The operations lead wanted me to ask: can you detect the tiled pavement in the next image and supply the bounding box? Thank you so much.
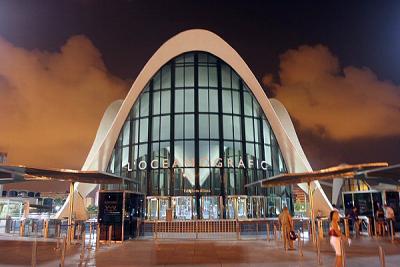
[0,236,399,266]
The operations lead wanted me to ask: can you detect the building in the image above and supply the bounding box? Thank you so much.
[56,29,331,222]
[0,152,6,164]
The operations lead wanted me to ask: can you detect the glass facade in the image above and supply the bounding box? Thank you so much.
[106,52,292,220]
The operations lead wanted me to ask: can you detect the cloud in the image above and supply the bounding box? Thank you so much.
[0,35,128,169]
[265,44,400,140]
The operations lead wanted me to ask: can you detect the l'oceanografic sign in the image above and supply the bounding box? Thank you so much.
[126,157,272,171]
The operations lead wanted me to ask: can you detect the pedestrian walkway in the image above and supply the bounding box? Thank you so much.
[0,236,399,266]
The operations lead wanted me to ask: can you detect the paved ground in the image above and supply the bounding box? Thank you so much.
[0,235,399,266]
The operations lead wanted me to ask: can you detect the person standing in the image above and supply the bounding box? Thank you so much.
[376,204,385,236]
[348,206,360,235]
[278,206,295,250]
[329,210,346,267]
[384,204,395,233]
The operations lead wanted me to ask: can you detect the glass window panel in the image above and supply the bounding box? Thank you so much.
[224,141,234,166]
[253,99,261,116]
[210,115,219,139]
[185,89,194,112]
[243,92,253,116]
[198,66,208,87]
[198,53,207,63]
[264,145,272,166]
[222,90,232,113]
[246,143,255,158]
[153,72,161,90]
[161,90,170,114]
[255,144,262,162]
[263,120,271,145]
[208,54,217,63]
[198,89,208,112]
[254,118,260,143]
[185,114,195,139]
[223,115,233,140]
[185,66,194,87]
[122,121,130,146]
[153,91,160,115]
[199,168,211,188]
[185,53,194,63]
[133,101,140,118]
[139,118,148,142]
[133,119,139,144]
[199,114,209,139]
[209,66,217,87]
[175,115,184,139]
[232,91,240,115]
[140,93,149,116]
[160,141,170,163]
[175,67,184,87]
[245,117,254,142]
[138,144,148,161]
[175,55,184,64]
[174,141,184,167]
[175,89,184,113]
[161,65,171,89]
[234,141,243,166]
[233,116,241,140]
[121,147,129,178]
[199,141,210,167]
[184,141,195,167]
[132,145,138,162]
[209,90,218,113]
[152,116,160,141]
[210,141,220,167]
[279,152,286,172]
[160,115,170,140]
[221,64,230,88]
[151,142,159,162]
[232,72,240,89]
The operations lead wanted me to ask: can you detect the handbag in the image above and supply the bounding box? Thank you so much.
[289,230,298,240]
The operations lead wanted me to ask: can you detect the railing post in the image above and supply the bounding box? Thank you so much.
[368,219,372,237]
[298,230,303,257]
[80,227,86,261]
[155,221,158,240]
[60,236,66,267]
[316,226,322,265]
[340,238,346,267]
[43,220,48,239]
[108,225,112,245]
[96,224,100,250]
[266,222,270,241]
[20,220,25,237]
[274,224,277,241]
[378,245,386,267]
[344,219,350,238]
[390,220,395,242]
[31,238,37,267]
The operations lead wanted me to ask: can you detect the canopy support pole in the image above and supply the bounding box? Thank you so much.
[308,181,316,244]
[67,181,75,245]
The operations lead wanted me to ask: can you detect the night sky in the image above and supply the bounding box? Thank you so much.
[0,1,399,192]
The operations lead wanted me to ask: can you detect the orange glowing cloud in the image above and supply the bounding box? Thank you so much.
[0,35,128,169]
[265,45,400,140]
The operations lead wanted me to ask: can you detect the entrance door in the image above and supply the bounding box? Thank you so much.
[237,196,247,219]
[173,196,193,220]
[201,196,219,219]
[147,197,158,220]
[159,198,169,221]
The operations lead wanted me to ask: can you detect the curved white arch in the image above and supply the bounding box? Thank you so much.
[57,29,331,219]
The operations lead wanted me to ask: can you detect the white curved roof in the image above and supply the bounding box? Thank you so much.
[84,29,313,174]
[57,29,332,219]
